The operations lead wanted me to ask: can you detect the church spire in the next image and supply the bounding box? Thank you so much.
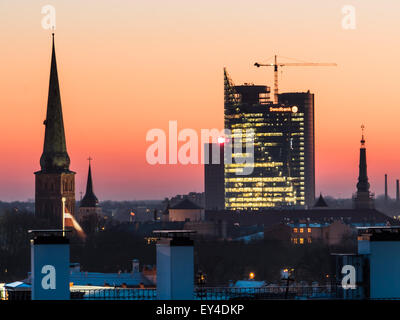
[39,33,71,173]
[35,34,76,228]
[354,125,374,209]
[356,125,370,193]
[80,157,99,208]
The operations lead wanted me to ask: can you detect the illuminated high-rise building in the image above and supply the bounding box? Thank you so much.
[223,68,315,210]
[278,92,315,207]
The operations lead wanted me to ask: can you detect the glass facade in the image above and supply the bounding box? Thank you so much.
[224,69,314,210]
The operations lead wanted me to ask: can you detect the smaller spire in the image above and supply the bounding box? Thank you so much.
[80,157,99,208]
[314,193,328,208]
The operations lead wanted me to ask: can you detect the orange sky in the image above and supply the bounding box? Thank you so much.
[0,0,400,201]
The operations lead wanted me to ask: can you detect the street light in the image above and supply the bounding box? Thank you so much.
[196,270,207,300]
[281,268,295,299]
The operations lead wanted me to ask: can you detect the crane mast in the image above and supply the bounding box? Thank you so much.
[254,55,337,103]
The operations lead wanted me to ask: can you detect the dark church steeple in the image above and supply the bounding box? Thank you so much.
[39,33,71,173]
[80,158,99,208]
[356,125,370,193]
[314,193,328,208]
[35,34,76,228]
[78,158,101,234]
[353,125,374,209]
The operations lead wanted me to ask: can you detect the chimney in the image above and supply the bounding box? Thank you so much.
[396,180,399,202]
[30,230,70,300]
[154,230,195,300]
[385,174,388,201]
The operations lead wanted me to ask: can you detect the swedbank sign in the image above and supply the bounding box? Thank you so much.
[269,106,298,113]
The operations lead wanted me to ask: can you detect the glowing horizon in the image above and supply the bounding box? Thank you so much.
[0,0,399,201]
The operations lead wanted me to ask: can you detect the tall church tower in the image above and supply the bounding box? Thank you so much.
[34,34,76,228]
[353,125,374,209]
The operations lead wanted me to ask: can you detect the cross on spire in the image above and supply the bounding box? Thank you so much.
[354,123,374,209]
[360,124,365,147]
[87,156,93,165]
[355,124,372,203]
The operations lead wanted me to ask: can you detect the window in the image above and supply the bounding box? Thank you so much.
[299,228,304,233]
[299,238,304,244]
[292,238,298,244]
[293,228,298,233]
[307,228,311,233]
[307,238,312,244]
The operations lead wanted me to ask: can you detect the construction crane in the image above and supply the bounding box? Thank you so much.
[254,55,337,103]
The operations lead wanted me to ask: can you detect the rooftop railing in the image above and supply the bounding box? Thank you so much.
[70,288,157,300]
[194,285,338,300]
[2,284,363,301]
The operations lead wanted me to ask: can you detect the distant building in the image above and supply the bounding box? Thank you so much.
[79,159,101,233]
[169,199,204,222]
[206,207,395,226]
[183,220,228,239]
[169,192,204,208]
[34,34,76,228]
[204,142,225,210]
[207,207,396,241]
[265,219,377,247]
[289,220,354,246]
[223,69,315,210]
[353,126,375,209]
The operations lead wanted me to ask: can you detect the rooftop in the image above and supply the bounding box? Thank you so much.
[170,198,203,210]
[205,208,397,227]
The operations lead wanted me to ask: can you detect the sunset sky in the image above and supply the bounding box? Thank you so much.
[1,0,400,201]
